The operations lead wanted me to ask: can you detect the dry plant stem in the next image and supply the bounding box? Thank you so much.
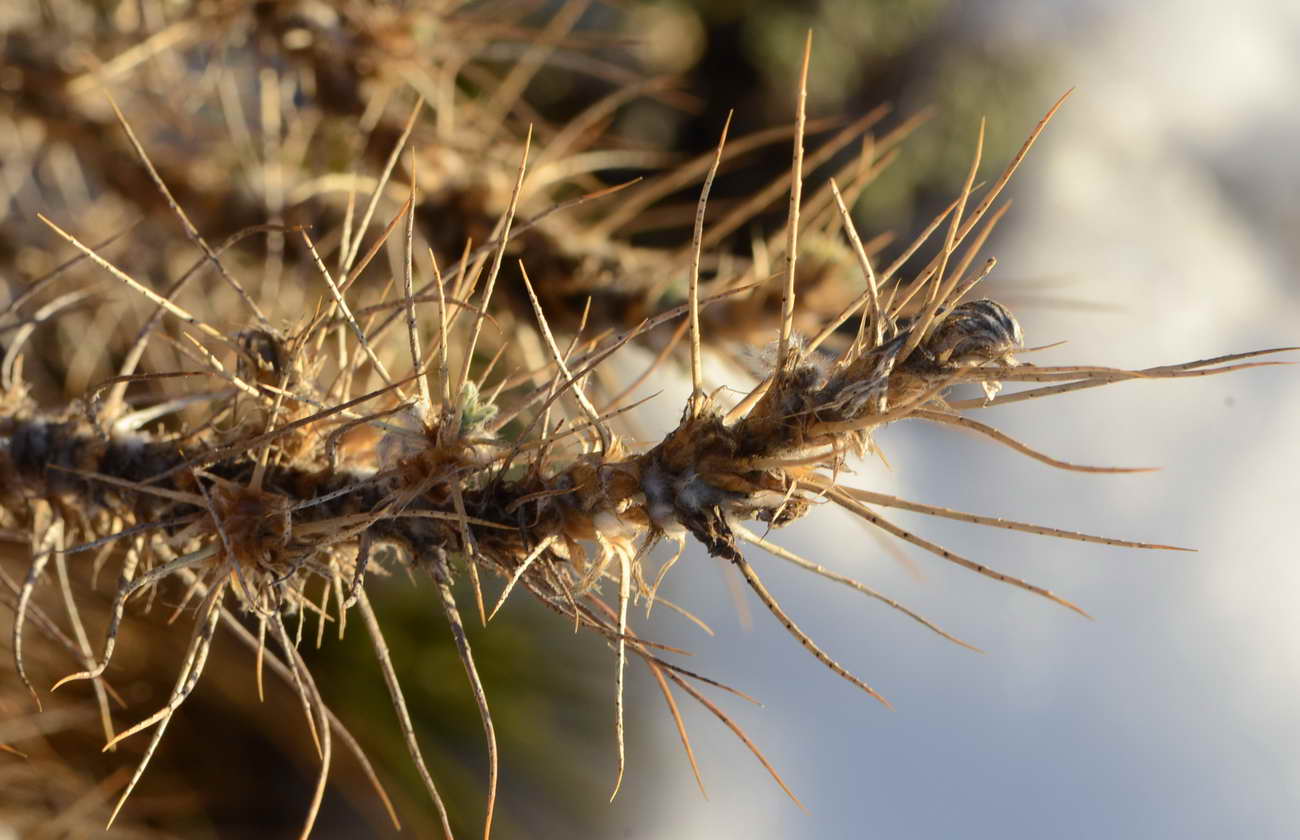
[489,536,556,621]
[4,332,1284,822]
[256,615,268,701]
[432,248,454,405]
[732,523,980,652]
[341,195,418,302]
[825,482,1190,550]
[910,409,1156,473]
[50,519,118,747]
[697,107,888,255]
[602,321,686,415]
[590,115,846,236]
[2,291,95,393]
[889,90,1073,321]
[580,605,710,810]
[301,229,395,386]
[828,178,883,349]
[47,546,207,692]
[690,111,734,415]
[666,670,806,812]
[405,152,433,412]
[35,214,233,349]
[732,550,890,708]
[458,126,532,399]
[947,350,1297,409]
[2,568,106,704]
[518,263,611,454]
[105,224,291,420]
[729,188,960,423]
[491,281,756,400]
[448,478,488,628]
[343,98,424,274]
[580,598,771,802]
[433,563,497,840]
[102,91,269,327]
[104,577,226,829]
[14,530,54,710]
[645,655,708,798]
[779,31,812,370]
[485,285,758,440]
[610,540,634,801]
[826,489,1090,618]
[2,219,138,319]
[202,582,402,832]
[272,612,333,840]
[898,119,985,365]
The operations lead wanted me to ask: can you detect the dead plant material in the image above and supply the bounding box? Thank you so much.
[1,6,1293,839]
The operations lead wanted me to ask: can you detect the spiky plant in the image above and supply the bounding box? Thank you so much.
[2,3,1292,838]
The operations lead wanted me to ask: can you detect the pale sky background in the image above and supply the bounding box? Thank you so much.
[605,2,1300,838]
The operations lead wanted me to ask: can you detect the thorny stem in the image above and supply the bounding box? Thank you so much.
[3,22,1294,838]
[777,31,813,370]
[689,111,733,415]
[432,558,498,840]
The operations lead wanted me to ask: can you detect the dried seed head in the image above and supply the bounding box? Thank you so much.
[922,298,1024,367]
